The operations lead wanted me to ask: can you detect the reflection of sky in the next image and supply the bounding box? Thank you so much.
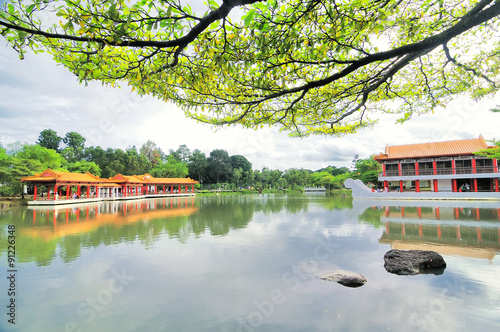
[1,196,500,331]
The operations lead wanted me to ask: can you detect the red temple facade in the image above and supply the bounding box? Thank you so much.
[373,136,499,193]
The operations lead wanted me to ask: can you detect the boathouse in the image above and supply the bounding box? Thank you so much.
[21,168,198,205]
[373,136,499,193]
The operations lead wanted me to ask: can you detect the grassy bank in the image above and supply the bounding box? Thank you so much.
[0,197,30,208]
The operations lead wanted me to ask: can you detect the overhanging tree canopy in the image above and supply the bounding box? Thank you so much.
[1,0,500,136]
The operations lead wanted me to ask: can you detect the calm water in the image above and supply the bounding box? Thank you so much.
[1,194,499,332]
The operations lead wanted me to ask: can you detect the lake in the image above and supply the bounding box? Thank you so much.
[1,193,499,331]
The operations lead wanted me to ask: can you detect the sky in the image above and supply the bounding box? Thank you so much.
[0,38,499,171]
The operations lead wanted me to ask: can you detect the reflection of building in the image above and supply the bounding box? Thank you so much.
[376,205,500,261]
[22,197,198,241]
[374,136,499,193]
[21,169,198,205]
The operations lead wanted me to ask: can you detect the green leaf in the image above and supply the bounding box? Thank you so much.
[244,9,255,27]
[26,4,36,14]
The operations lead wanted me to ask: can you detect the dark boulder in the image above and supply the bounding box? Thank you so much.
[320,270,367,288]
[384,249,446,275]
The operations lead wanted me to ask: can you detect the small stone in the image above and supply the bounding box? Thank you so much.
[320,270,367,288]
[384,249,446,275]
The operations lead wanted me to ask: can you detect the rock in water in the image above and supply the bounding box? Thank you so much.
[320,270,367,288]
[384,249,446,275]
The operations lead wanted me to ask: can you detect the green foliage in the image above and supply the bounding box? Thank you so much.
[207,149,232,183]
[36,129,62,151]
[1,130,384,196]
[140,140,163,166]
[187,149,209,183]
[150,156,188,178]
[475,140,500,160]
[230,155,252,173]
[62,131,86,150]
[2,1,500,136]
[168,144,191,163]
[66,160,101,176]
[16,144,66,171]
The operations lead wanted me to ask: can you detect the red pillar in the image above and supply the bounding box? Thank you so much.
[495,178,499,192]
[87,186,90,198]
[384,181,389,191]
[54,184,58,200]
[453,179,457,192]
[415,161,419,176]
[34,185,37,201]
[474,178,478,192]
[382,163,386,176]
[434,179,438,192]
[163,185,165,194]
[398,163,402,176]
[155,185,157,195]
[433,160,437,175]
[66,185,70,200]
[185,185,188,193]
[472,159,477,174]
[96,185,99,198]
[416,180,420,193]
[77,185,81,197]
[170,185,173,194]
[399,180,403,192]
[451,160,456,174]
[191,185,194,193]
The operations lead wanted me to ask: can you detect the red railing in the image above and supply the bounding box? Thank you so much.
[380,166,499,177]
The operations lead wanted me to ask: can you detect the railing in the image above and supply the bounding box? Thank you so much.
[380,166,499,177]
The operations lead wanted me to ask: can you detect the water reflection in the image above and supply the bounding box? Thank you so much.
[0,194,499,331]
[354,200,500,261]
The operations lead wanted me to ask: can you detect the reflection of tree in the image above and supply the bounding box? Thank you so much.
[0,194,333,265]
[358,207,383,227]
[318,193,353,211]
[192,195,257,236]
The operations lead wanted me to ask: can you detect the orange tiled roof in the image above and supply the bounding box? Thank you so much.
[137,174,198,185]
[22,169,198,185]
[374,136,491,160]
[21,169,102,183]
[110,174,148,184]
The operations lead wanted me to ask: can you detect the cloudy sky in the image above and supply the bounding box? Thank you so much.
[0,39,499,171]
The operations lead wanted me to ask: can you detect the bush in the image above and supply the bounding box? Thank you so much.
[0,186,15,197]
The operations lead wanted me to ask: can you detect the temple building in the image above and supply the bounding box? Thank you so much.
[373,135,499,193]
[21,169,198,205]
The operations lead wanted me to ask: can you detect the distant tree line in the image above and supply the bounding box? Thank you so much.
[0,129,383,197]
